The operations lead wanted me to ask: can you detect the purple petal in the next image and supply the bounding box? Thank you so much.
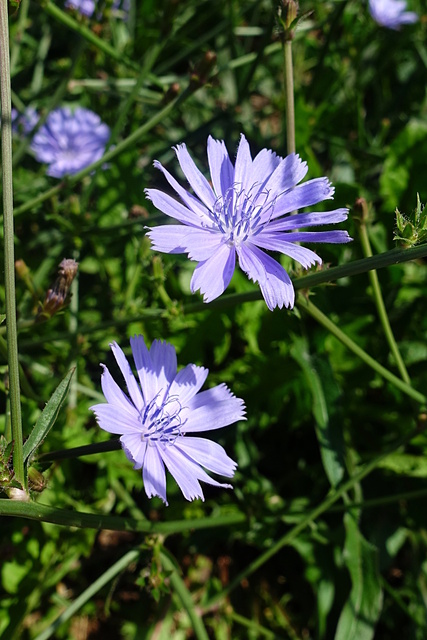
[261,154,308,201]
[187,383,236,410]
[143,445,168,504]
[90,404,141,434]
[249,147,282,192]
[272,178,334,218]
[158,445,205,501]
[145,188,207,226]
[174,143,216,209]
[110,342,144,412]
[152,160,212,220]
[236,243,295,310]
[99,364,135,413]
[251,233,322,269]
[207,136,234,197]
[177,437,237,477]
[167,364,209,406]
[234,134,253,194]
[147,225,222,260]
[190,243,236,302]
[286,230,353,244]
[268,208,349,232]
[120,433,147,469]
[149,340,178,398]
[182,398,246,432]
[129,335,155,404]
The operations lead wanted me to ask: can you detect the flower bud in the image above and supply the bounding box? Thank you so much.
[38,258,79,320]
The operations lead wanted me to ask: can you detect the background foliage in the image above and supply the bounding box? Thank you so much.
[1,0,427,638]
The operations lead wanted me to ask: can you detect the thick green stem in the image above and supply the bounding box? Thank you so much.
[284,39,295,155]
[0,0,25,488]
[0,499,247,533]
[358,223,410,384]
[298,296,426,405]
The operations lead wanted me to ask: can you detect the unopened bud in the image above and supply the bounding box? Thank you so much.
[38,258,79,320]
[6,487,30,502]
[28,467,46,492]
[190,51,217,88]
[353,197,370,224]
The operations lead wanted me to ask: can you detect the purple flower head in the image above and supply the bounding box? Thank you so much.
[30,107,110,179]
[11,106,39,135]
[90,336,245,505]
[368,0,418,29]
[65,0,129,18]
[146,135,352,311]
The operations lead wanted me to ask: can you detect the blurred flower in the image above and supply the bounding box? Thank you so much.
[31,107,110,178]
[65,0,95,16]
[368,0,417,29]
[65,0,130,18]
[38,258,79,319]
[90,335,245,505]
[11,106,38,134]
[146,135,352,310]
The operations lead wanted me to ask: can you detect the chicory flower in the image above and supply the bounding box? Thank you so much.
[146,134,352,310]
[90,335,245,505]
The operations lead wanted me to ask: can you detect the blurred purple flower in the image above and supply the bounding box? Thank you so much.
[146,135,352,311]
[65,0,130,18]
[11,107,39,135]
[368,0,418,29]
[90,335,245,505]
[30,107,110,178]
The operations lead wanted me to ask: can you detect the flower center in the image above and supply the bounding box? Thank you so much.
[140,394,185,447]
[210,183,275,245]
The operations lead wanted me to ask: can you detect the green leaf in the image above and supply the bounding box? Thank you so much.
[335,514,383,640]
[23,368,75,465]
[290,336,346,487]
[376,452,427,478]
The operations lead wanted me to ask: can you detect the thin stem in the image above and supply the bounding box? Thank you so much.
[0,0,25,488]
[358,223,410,384]
[298,296,426,405]
[207,424,424,606]
[40,1,138,72]
[160,552,210,640]
[284,39,295,155]
[34,549,141,640]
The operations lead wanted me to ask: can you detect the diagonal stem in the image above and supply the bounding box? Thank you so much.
[358,222,410,384]
[298,295,425,405]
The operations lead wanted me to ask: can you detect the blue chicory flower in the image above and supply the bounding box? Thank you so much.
[65,0,130,18]
[146,135,352,311]
[90,335,245,505]
[368,0,418,29]
[30,107,110,178]
[11,106,39,135]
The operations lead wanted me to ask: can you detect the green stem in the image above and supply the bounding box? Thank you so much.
[13,85,193,218]
[284,39,295,155]
[207,424,423,606]
[40,1,138,72]
[34,549,141,640]
[0,0,25,488]
[181,242,427,314]
[160,551,210,640]
[298,296,426,405]
[358,223,410,384]
[0,499,247,533]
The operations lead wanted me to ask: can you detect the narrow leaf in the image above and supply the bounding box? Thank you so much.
[23,368,75,464]
[335,513,383,640]
[291,336,345,487]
